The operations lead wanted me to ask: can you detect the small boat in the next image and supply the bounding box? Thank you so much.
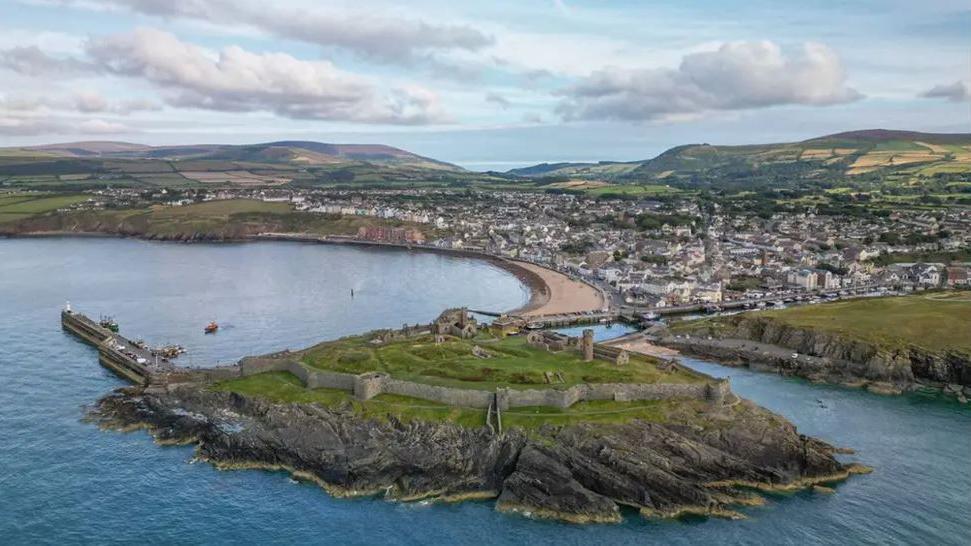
[526,321,545,330]
[204,321,219,334]
[156,345,185,359]
[99,315,119,333]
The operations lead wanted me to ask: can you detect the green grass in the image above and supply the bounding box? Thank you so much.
[756,292,971,352]
[300,332,702,390]
[0,198,439,239]
[211,371,705,429]
[150,199,291,218]
[867,249,971,266]
[0,193,88,223]
[582,184,682,197]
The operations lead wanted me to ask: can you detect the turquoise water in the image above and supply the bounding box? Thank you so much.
[1,238,968,545]
[554,323,638,342]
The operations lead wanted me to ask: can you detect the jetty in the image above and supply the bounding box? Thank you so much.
[60,305,174,384]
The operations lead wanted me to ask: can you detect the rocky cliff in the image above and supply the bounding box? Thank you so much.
[665,316,971,399]
[91,384,864,524]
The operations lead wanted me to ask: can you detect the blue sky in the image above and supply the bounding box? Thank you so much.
[0,0,968,169]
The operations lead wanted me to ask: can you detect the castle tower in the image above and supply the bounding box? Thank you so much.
[582,329,594,362]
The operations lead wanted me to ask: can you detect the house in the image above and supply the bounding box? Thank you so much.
[945,266,969,287]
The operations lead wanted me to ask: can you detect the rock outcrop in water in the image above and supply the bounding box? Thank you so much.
[91,384,865,524]
[662,316,971,399]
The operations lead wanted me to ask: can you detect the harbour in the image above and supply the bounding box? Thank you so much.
[2,238,968,545]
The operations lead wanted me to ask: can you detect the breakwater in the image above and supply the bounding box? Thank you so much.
[61,308,173,384]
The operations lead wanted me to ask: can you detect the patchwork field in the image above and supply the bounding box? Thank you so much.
[0,193,89,224]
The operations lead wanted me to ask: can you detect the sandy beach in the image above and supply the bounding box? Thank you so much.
[509,261,606,317]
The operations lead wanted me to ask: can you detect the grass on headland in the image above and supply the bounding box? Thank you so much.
[678,292,971,353]
[211,371,706,429]
[0,193,89,223]
[300,333,703,391]
[1,198,437,238]
[759,291,971,352]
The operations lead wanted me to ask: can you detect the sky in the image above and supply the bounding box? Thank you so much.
[0,0,969,169]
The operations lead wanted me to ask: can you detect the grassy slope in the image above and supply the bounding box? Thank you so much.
[512,132,971,190]
[0,193,89,224]
[1,198,435,238]
[300,333,702,390]
[755,292,971,352]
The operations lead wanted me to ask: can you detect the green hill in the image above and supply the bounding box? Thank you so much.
[0,140,498,190]
[511,130,971,191]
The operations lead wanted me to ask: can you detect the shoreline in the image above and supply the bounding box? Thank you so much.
[1,230,602,316]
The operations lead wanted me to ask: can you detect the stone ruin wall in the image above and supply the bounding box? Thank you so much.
[172,353,732,410]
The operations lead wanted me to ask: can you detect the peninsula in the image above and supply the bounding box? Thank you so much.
[64,306,867,524]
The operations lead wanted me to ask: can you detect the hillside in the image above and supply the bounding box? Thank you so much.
[0,140,475,190]
[511,130,971,191]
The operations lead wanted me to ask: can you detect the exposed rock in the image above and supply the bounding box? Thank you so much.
[89,384,857,524]
[664,316,970,397]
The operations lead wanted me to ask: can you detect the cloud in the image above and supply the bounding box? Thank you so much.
[83,28,450,124]
[0,116,132,136]
[0,45,95,76]
[556,41,862,121]
[78,118,132,133]
[1,91,160,116]
[920,81,969,102]
[53,0,493,63]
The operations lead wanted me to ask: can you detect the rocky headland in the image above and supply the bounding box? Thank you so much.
[662,314,971,401]
[90,383,866,524]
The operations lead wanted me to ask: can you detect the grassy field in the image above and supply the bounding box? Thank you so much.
[756,292,971,352]
[300,333,700,390]
[211,371,708,429]
[0,193,88,224]
[867,249,971,266]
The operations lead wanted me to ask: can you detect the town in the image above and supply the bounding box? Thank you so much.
[47,185,971,312]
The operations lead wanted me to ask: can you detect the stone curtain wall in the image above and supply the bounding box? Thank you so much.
[184,354,732,409]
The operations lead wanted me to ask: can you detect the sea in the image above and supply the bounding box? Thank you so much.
[1,238,968,545]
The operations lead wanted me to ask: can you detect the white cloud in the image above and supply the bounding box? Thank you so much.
[0,90,160,116]
[920,80,969,102]
[52,0,493,63]
[0,45,95,76]
[0,115,132,136]
[78,118,132,133]
[81,28,449,124]
[557,41,862,121]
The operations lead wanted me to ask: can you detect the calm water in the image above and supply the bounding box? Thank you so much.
[1,238,968,545]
